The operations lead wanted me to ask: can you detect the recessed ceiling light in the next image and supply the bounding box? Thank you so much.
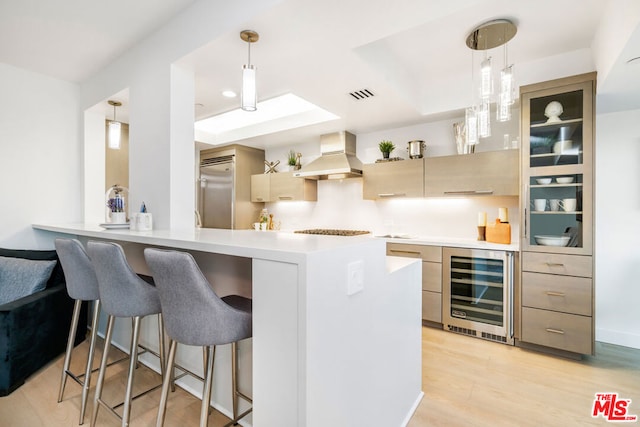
[627,57,640,66]
[222,90,237,98]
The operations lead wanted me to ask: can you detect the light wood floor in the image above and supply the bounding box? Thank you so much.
[1,327,638,426]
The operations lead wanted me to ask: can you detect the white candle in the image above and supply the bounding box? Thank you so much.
[499,207,509,223]
[478,211,487,226]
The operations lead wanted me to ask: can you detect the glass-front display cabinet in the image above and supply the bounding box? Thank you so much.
[520,73,595,255]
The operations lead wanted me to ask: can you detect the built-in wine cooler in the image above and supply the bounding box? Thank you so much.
[443,247,515,345]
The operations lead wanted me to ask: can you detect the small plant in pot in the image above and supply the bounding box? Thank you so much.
[287,150,297,170]
[379,140,395,159]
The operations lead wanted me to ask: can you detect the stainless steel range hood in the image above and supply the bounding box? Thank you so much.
[293,131,363,180]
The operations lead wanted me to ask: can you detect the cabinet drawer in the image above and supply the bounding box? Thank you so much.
[522,252,592,277]
[387,243,442,262]
[522,272,592,316]
[521,307,592,354]
[422,290,442,323]
[423,261,442,293]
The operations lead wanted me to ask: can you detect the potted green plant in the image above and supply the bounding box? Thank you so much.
[287,149,297,170]
[379,140,395,159]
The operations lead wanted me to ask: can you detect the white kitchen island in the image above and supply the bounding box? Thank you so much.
[33,223,423,427]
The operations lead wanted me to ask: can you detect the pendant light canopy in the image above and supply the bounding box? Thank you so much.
[465,19,517,145]
[240,30,259,112]
[107,100,122,149]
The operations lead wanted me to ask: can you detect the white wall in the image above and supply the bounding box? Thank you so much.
[0,63,80,249]
[595,108,640,348]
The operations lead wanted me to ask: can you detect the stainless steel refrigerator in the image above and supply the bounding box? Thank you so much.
[198,155,234,229]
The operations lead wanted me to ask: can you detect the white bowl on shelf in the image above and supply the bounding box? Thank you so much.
[536,178,552,185]
[553,140,573,154]
[534,235,570,247]
[556,176,575,184]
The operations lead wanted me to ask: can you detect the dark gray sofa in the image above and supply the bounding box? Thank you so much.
[0,248,86,396]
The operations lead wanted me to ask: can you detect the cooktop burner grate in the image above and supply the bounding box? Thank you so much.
[294,229,370,236]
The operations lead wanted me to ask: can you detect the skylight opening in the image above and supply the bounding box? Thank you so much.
[194,93,339,145]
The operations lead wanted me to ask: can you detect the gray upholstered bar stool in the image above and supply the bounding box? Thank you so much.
[87,241,166,427]
[55,238,102,425]
[144,248,252,427]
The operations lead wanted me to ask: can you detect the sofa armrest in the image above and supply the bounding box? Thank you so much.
[0,283,84,396]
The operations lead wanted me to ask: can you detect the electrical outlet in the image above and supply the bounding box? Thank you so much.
[347,260,364,296]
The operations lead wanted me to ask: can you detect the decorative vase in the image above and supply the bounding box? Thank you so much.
[382,152,390,159]
[453,121,466,155]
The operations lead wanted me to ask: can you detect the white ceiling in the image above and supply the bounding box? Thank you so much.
[1,0,638,149]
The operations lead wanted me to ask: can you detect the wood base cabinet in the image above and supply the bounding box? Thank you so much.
[519,73,595,355]
[387,243,442,324]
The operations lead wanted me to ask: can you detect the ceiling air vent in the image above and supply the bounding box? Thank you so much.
[348,88,375,100]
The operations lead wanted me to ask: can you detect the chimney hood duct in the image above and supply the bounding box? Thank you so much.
[293,131,363,180]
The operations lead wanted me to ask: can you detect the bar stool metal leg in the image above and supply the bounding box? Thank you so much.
[58,299,82,403]
[231,342,238,420]
[122,316,142,427]
[156,339,178,427]
[91,314,115,427]
[79,300,101,425]
[200,345,216,427]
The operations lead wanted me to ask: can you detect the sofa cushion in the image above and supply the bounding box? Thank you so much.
[0,256,56,305]
[0,249,63,289]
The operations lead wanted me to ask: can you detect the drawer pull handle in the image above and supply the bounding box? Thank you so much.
[545,291,566,297]
[278,195,294,200]
[378,193,407,198]
[546,262,564,267]
[389,250,421,256]
[545,328,565,335]
[443,190,494,195]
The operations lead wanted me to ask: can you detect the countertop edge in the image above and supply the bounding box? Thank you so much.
[381,236,519,252]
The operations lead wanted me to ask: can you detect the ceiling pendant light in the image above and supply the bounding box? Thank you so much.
[465,19,517,143]
[107,100,122,149]
[240,30,259,112]
[480,55,493,99]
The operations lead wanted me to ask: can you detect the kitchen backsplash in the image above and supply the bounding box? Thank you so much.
[266,179,519,240]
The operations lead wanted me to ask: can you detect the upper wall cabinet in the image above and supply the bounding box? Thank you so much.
[251,172,317,202]
[363,159,424,200]
[424,150,519,197]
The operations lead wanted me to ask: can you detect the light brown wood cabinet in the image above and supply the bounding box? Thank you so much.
[518,73,596,355]
[387,243,442,324]
[424,150,519,197]
[363,159,424,200]
[251,174,270,202]
[250,172,317,202]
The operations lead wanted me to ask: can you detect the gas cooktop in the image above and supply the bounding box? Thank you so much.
[294,229,370,236]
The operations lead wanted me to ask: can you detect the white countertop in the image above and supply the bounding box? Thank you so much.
[32,223,385,263]
[35,223,519,256]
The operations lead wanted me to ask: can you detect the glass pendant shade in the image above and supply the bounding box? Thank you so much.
[108,120,121,149]
[465,107,479,146]
[478,98,491,138]
[241,65,257,111]
[500,65,515,104]
[480,57,492,99]
[496,92,511,122]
